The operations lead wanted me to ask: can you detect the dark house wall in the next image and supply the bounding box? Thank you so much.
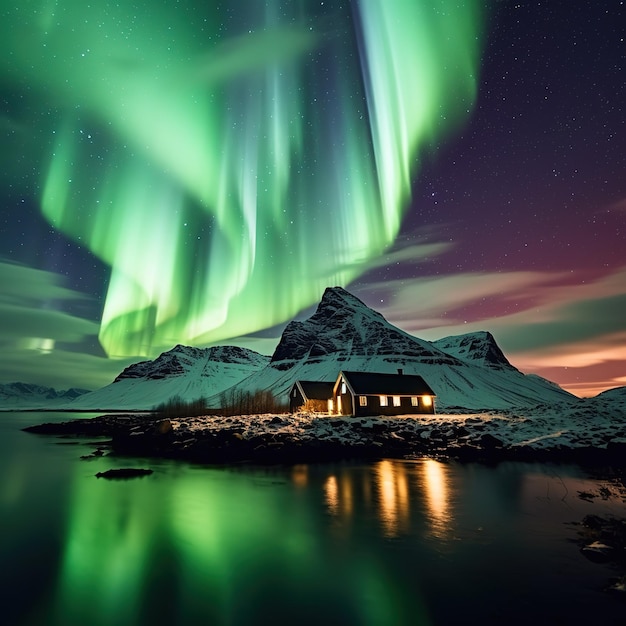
[289,386,305,412]
[352,394,435,416]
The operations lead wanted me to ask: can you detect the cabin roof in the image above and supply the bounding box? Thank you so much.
[294,381,335,400]
[337,371,436,396]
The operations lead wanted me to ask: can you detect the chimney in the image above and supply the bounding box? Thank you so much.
[397,368,403,375]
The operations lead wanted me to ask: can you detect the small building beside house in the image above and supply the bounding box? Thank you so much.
[289,380,335,412]
[330,370,436,417]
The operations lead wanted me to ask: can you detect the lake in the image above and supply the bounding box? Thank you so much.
[1,411,625,626]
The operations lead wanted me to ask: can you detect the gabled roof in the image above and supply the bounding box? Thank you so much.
[293,381,334,400]
[337,371,436,396]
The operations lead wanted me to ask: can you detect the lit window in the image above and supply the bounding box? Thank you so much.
[422,396,432,407]
[379,395,388,406]
[411,396,418,407]
[328,399,334,413]
[392,396,401,407]
[359,396,367,406]
[341,382,346,394]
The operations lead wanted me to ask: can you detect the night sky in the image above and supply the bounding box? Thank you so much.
[1,1,624,396]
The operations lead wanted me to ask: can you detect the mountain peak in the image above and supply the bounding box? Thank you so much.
[431,331,515,370]
[114,344,269,382]
[271,286,458,365]
[315,286,386,322]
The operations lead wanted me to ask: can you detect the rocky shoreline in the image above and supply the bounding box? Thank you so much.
[24,409,626,467]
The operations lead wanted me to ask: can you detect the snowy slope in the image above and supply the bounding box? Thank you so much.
[212,287,576,410]
[0,383,88,409]
[67,345,269,410]
[431,331,515,370]
[595,386,626,409]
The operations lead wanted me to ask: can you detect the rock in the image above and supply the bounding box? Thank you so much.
[153,419,172,435]
[607,576,626,594]
[478,433,503,449]
[581,541,615,563]
[80,448,105,460]
[95,468,153,479]
[577,491,596,502]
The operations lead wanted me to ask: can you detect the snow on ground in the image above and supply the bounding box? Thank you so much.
[167,395,626,453]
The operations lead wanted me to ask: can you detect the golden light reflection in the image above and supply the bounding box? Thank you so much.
[291,464,309,488]
[318,460,455,541]
[421,459,453,538]
[323,472,354,520]
[375,460,410,538]
[340,474,354,518]
[324,475,339,516]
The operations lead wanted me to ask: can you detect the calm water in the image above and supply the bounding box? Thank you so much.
[1,412,625,626]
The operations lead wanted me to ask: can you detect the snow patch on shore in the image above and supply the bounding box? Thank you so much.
[166,394,626,452]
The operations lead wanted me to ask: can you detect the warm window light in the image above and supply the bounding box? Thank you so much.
[341,382,347,394]
[422,396,432,407]
[380,395,388,406]
[359,396,367,406]
[411,396,418,407]
[392,396,401,407]
[328,399,334,413]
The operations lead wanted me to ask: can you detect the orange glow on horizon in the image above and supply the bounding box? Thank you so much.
[510,331,626,397]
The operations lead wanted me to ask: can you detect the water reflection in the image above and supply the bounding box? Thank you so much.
[291,464,309,488]
[321,459,454,539]
[376,460,410,537]
[420,459,453,539]
[47,461,428,626]
[324,474,339,515]
[5,414,626,626]
[324,473,355,520]
[53,473,160,625]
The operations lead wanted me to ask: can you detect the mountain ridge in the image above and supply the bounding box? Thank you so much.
[1,287,586,411]
[0,382,89,409]
[66,345,270,410]
[272,287,461,366]
[208,287,575,410]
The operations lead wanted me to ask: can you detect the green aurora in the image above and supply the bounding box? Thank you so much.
[1,1,483,358]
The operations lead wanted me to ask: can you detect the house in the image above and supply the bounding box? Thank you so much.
[330,370,436,416]
[289,380,335,412]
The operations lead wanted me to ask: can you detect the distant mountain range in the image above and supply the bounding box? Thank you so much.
[3,287,619,412]
[0,382,89,409]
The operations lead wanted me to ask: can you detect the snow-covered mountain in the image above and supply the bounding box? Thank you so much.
[0,382,89,409]
[67,345,270,410]
[5,287,584,412]
[595,385,626,409]
[431,332,514,370]
[210,287,576,410]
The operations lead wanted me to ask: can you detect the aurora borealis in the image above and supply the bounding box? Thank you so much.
[1,1,625,395]
[2,0,482,356]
